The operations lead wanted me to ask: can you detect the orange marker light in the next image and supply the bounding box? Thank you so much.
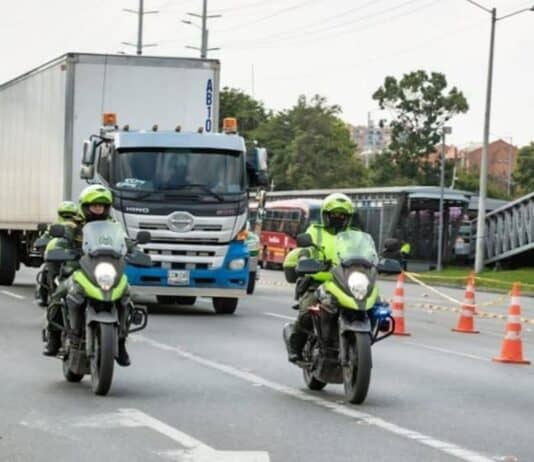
[223,117,238,134]
[236,230,248,241]
[102,113,117,126]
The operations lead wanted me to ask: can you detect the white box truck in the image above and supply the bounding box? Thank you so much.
[0,53,267,313]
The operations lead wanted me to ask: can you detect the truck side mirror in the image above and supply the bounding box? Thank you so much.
[82,140,96,165]
[80,165,95,180]
[247,147,269,188]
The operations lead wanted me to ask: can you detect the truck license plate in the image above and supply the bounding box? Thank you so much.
[168,270,190,286]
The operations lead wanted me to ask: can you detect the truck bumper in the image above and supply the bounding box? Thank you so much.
[125,241,249,299]
[130,286,245,298]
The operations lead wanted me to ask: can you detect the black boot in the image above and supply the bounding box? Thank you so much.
[117,338,131,367]
[42,329,61,356]
[288,330,307,363]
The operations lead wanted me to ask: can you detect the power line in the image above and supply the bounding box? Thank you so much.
[219,0,388,47]
[216,0,323,33]
[241,17,485,83]
[211,0,289,14]
[223,0,435,49]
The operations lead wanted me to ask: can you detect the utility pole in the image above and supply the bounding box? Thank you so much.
[437,127,452,272]
[183,0,221,58]
[474,7,496,274]
[122,0,158,55]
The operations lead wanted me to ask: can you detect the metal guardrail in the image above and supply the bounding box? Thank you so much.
[483,192,534,264]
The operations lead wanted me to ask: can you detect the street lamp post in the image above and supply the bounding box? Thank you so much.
[437,127,452,272]
[465,1,534,273]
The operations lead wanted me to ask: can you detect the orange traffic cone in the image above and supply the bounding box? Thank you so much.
[493,283,530,365]
[392,273,411,336]
[452,272,479,334]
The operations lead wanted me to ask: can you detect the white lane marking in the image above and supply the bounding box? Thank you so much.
[403,341,488,362]
[0,290,25,300]
[136,335,494,462]
[264,312,294,321]
[75,408,270,462]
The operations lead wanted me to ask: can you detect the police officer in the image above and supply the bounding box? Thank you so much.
[283,193,355,362]
[43,186,132,366]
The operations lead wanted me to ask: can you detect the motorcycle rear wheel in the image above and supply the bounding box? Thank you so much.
[343,333,372,404]
[90,323,115,396]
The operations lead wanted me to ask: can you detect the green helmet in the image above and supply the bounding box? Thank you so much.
[321,193,354,233]
[79,185,113,221]
[57,201,79,220]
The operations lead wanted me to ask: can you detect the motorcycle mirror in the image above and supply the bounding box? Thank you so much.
[125,250,153,268]
[136,231,151,245]
[49,224,66,238]
[377,258,402,275]
[37,223,48,233]
[296,233,313,248]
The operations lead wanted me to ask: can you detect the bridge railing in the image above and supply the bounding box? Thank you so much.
[483,192,534,264]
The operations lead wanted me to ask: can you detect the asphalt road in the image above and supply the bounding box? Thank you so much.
[1,268,533,462]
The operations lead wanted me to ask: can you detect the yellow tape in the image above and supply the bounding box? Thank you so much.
[404,272,510,310]
[409,271,534,291]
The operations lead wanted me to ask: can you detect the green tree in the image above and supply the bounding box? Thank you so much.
[512,143,534,195]
[255,95,368,190]
[372,71,468,181]
[219,87,269,145]
[455,169,508,200]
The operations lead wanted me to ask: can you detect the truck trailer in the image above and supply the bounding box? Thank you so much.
[0,53,266,313]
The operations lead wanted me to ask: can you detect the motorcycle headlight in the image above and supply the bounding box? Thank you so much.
[347,272,370,300]
[94,262,117,291]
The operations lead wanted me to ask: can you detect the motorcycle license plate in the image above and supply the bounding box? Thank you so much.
[167,270,190,286]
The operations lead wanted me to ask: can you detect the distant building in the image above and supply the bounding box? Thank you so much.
[347,113,391,166]
[427,144,460,165]
[460,139,518,194]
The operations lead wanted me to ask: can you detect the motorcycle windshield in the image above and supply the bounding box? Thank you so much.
[335,230,378,266]
[82,221,127,257]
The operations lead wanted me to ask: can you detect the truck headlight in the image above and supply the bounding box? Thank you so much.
[229,258,246,270]
[94,262,117,291]
[347,272,369,300]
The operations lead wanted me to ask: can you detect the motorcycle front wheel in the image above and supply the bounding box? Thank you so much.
[90,323,115,396]
[343,333,372,404]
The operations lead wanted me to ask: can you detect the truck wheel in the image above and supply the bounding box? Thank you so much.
[246,271,256,295]
[212,297,238,315]
[157,296,197,306]
[0,234,17,286]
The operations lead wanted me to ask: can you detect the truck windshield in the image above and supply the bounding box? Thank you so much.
[113,149,245,195]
